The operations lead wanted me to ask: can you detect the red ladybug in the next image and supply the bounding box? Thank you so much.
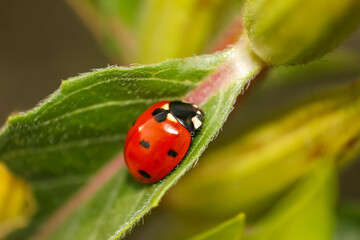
[124,100,204,183]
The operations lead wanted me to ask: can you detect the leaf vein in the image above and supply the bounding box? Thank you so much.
[38,99,154,127]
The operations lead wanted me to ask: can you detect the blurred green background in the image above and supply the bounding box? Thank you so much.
[1,1,360,239]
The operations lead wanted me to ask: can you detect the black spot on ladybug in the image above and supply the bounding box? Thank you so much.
[139,140,150,149]
[154,112,168,122]
[138,170,151,179]
[153,108,169,123]
[152,108,166,116]
[168,149,178,158]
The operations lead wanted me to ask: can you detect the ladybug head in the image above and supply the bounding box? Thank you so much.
[169,101,205,135]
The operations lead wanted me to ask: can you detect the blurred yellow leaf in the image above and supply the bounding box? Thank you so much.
[0,162,36,239]
[244,161,337,240]
[189,213,245,240]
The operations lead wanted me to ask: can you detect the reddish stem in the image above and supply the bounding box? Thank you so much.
[209,15,244,53]
[184,58,237,105]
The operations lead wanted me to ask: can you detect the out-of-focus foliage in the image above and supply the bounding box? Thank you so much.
[243,0,360,65]
[67,0,245,64]
[167,78,360,219]
[244,162,337,240]
[335,201,360,240]
[189,213,245,240]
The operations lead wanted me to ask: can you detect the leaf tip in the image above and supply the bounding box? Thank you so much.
[60,80,68,88]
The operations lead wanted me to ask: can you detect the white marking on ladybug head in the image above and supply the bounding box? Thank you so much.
[167,113,177,122]
[162,103,170,110]
[196,110,201,115]
[191,116,202,130]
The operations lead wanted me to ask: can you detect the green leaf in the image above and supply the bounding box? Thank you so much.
[1,41,263,239]
[244,161,337,240]
[188,213,245,240]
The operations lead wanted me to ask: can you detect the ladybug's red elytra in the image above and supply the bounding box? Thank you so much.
[124,100,204,184]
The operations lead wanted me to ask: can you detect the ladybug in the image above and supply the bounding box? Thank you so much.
[124,100,205,184]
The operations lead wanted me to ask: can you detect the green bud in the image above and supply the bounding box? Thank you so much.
[243,0,360,65]
[166,80,360,219]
